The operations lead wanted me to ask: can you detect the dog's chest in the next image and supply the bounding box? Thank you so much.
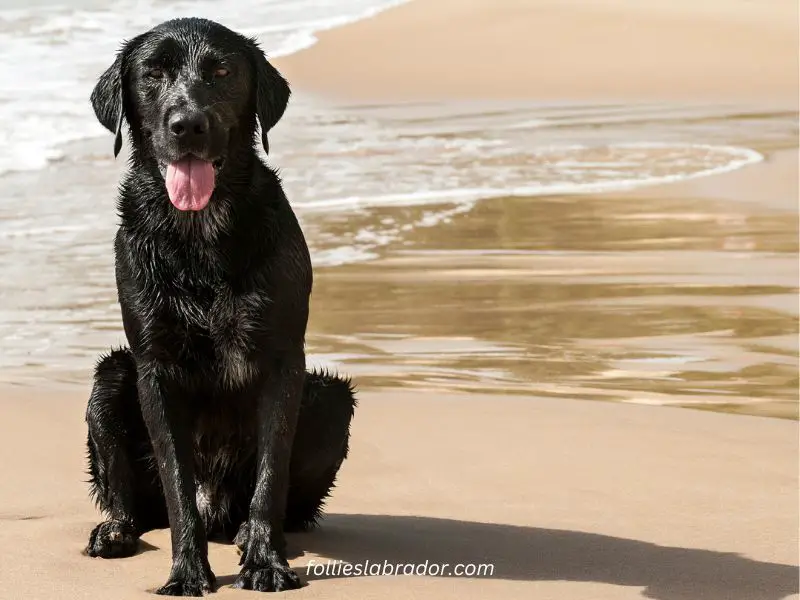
[169,283,265,387]
[209,288,265,387]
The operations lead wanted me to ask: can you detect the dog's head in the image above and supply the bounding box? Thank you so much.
[91,18,289,210]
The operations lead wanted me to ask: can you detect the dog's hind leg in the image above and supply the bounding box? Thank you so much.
[85,348,167,558]
[284,370,356,532]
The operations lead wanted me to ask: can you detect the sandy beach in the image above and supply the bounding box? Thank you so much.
[2,388,797,599]
[277,0,799,105]
[1,0,798,598]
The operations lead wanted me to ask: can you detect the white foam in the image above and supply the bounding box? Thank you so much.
[0,0,408,176]
[300,142,763,267]
[296,143,763,213]
[312,245,379,266]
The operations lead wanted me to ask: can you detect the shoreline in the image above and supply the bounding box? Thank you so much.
[272,0,800,421]
[0,135,795,420]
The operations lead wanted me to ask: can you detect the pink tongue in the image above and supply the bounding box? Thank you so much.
[165,157,215,211]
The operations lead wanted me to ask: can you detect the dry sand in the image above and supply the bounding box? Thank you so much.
[277,0,800,105]
[3,0,798,598]
[1,387,797,600]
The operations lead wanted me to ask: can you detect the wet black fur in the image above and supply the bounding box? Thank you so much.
[84,18,356,596]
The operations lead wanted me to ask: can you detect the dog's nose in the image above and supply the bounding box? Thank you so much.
[168,110,209,142]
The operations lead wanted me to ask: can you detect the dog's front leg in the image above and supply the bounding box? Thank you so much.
[138,366,215,597]
[234,353,305,592]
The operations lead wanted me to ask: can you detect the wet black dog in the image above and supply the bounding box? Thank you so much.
[84,18,355,596]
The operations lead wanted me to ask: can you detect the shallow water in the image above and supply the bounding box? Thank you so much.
[289,104,798,420]
[306,189,798,419]
[0,77,797,417]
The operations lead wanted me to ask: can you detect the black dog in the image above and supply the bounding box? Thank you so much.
[84,18,355,596]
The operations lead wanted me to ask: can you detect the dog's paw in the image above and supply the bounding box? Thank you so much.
[156,557,216,597]
[155,579,212,597]
[232,562,302,592]
[233,520,302,591]
[86,520,138,558]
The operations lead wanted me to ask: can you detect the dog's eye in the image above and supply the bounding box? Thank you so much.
[146,68,164,79]
[214,67,230,78]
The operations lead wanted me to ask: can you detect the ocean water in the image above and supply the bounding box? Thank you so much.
[0,0,409,174]
[0,0,797,398]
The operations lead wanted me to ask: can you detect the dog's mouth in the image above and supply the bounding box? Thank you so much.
[157,155,225,212]
[157,157,225,177]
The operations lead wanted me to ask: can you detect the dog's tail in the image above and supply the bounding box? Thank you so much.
[284,369,357,531]
[302,369,357,420]
[301,368,357,467]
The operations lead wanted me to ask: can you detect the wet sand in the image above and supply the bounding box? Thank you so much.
[303,147,799,419]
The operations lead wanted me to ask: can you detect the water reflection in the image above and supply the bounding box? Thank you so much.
[306,186,799,419]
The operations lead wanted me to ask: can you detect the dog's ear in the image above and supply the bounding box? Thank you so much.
[91,37,141,158]
[248,39,290,155]
[91,51,125,158]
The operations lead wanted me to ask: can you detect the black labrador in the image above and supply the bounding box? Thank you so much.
[84,18,355,596]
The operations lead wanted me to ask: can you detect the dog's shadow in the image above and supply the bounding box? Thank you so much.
[268,513,798,600]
